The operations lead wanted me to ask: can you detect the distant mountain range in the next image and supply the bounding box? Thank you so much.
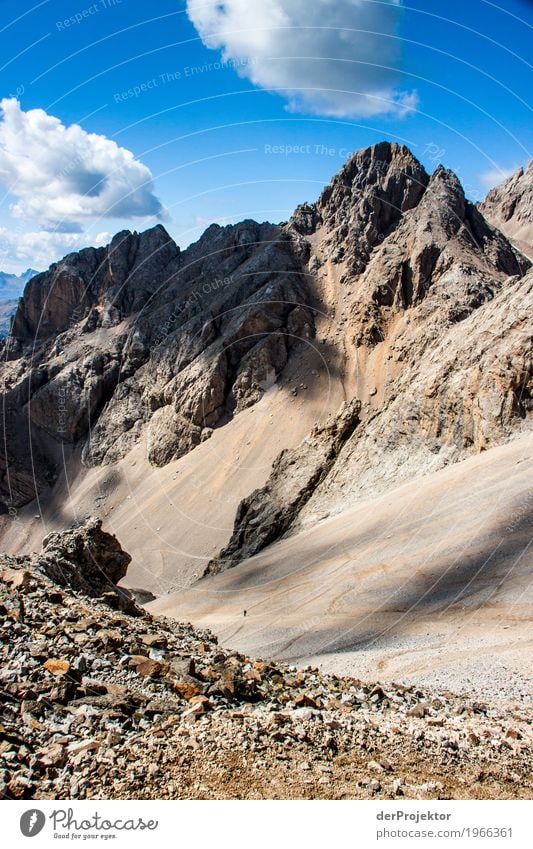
[0,268,39,338]
[0,268,39,300]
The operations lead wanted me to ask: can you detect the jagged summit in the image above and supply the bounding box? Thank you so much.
[291,142,429,269]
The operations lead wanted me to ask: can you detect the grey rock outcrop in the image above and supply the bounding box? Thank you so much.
[0,299,19,339]
[2,546,531,801]
[10,226,180,342]
[0,518,137,612]
[206,400,360,574]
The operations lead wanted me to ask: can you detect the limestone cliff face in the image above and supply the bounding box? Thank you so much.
[1,142,531,559]
[38,517,132,600]
[10,226,180,343]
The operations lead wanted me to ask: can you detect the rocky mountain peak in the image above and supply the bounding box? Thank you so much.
[37,517,135,608]
[318,140,427,208]
[190,151,531,573]
[291,141,429,271]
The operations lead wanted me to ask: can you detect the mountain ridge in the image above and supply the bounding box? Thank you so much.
[1,142,531,609]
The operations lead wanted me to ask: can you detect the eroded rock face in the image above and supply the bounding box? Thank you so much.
[0,220,313,508]
[295,270,533,528]
[10,226,180,343]
[1,518,137,612]
[81,225,313,467]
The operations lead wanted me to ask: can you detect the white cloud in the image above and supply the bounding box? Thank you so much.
[192,214,236,228]
[0,99,162,229]
[0,227,111,273]
[479,166,517,188]
[186,0,417,118]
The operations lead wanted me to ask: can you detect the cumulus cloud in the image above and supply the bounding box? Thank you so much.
[0,228,111,272]
[186,0,417,118]
[0,99,162,229]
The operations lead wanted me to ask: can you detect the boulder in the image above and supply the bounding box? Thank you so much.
[35,518,132,601]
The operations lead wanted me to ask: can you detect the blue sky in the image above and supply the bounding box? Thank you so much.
[0,0,531,273]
